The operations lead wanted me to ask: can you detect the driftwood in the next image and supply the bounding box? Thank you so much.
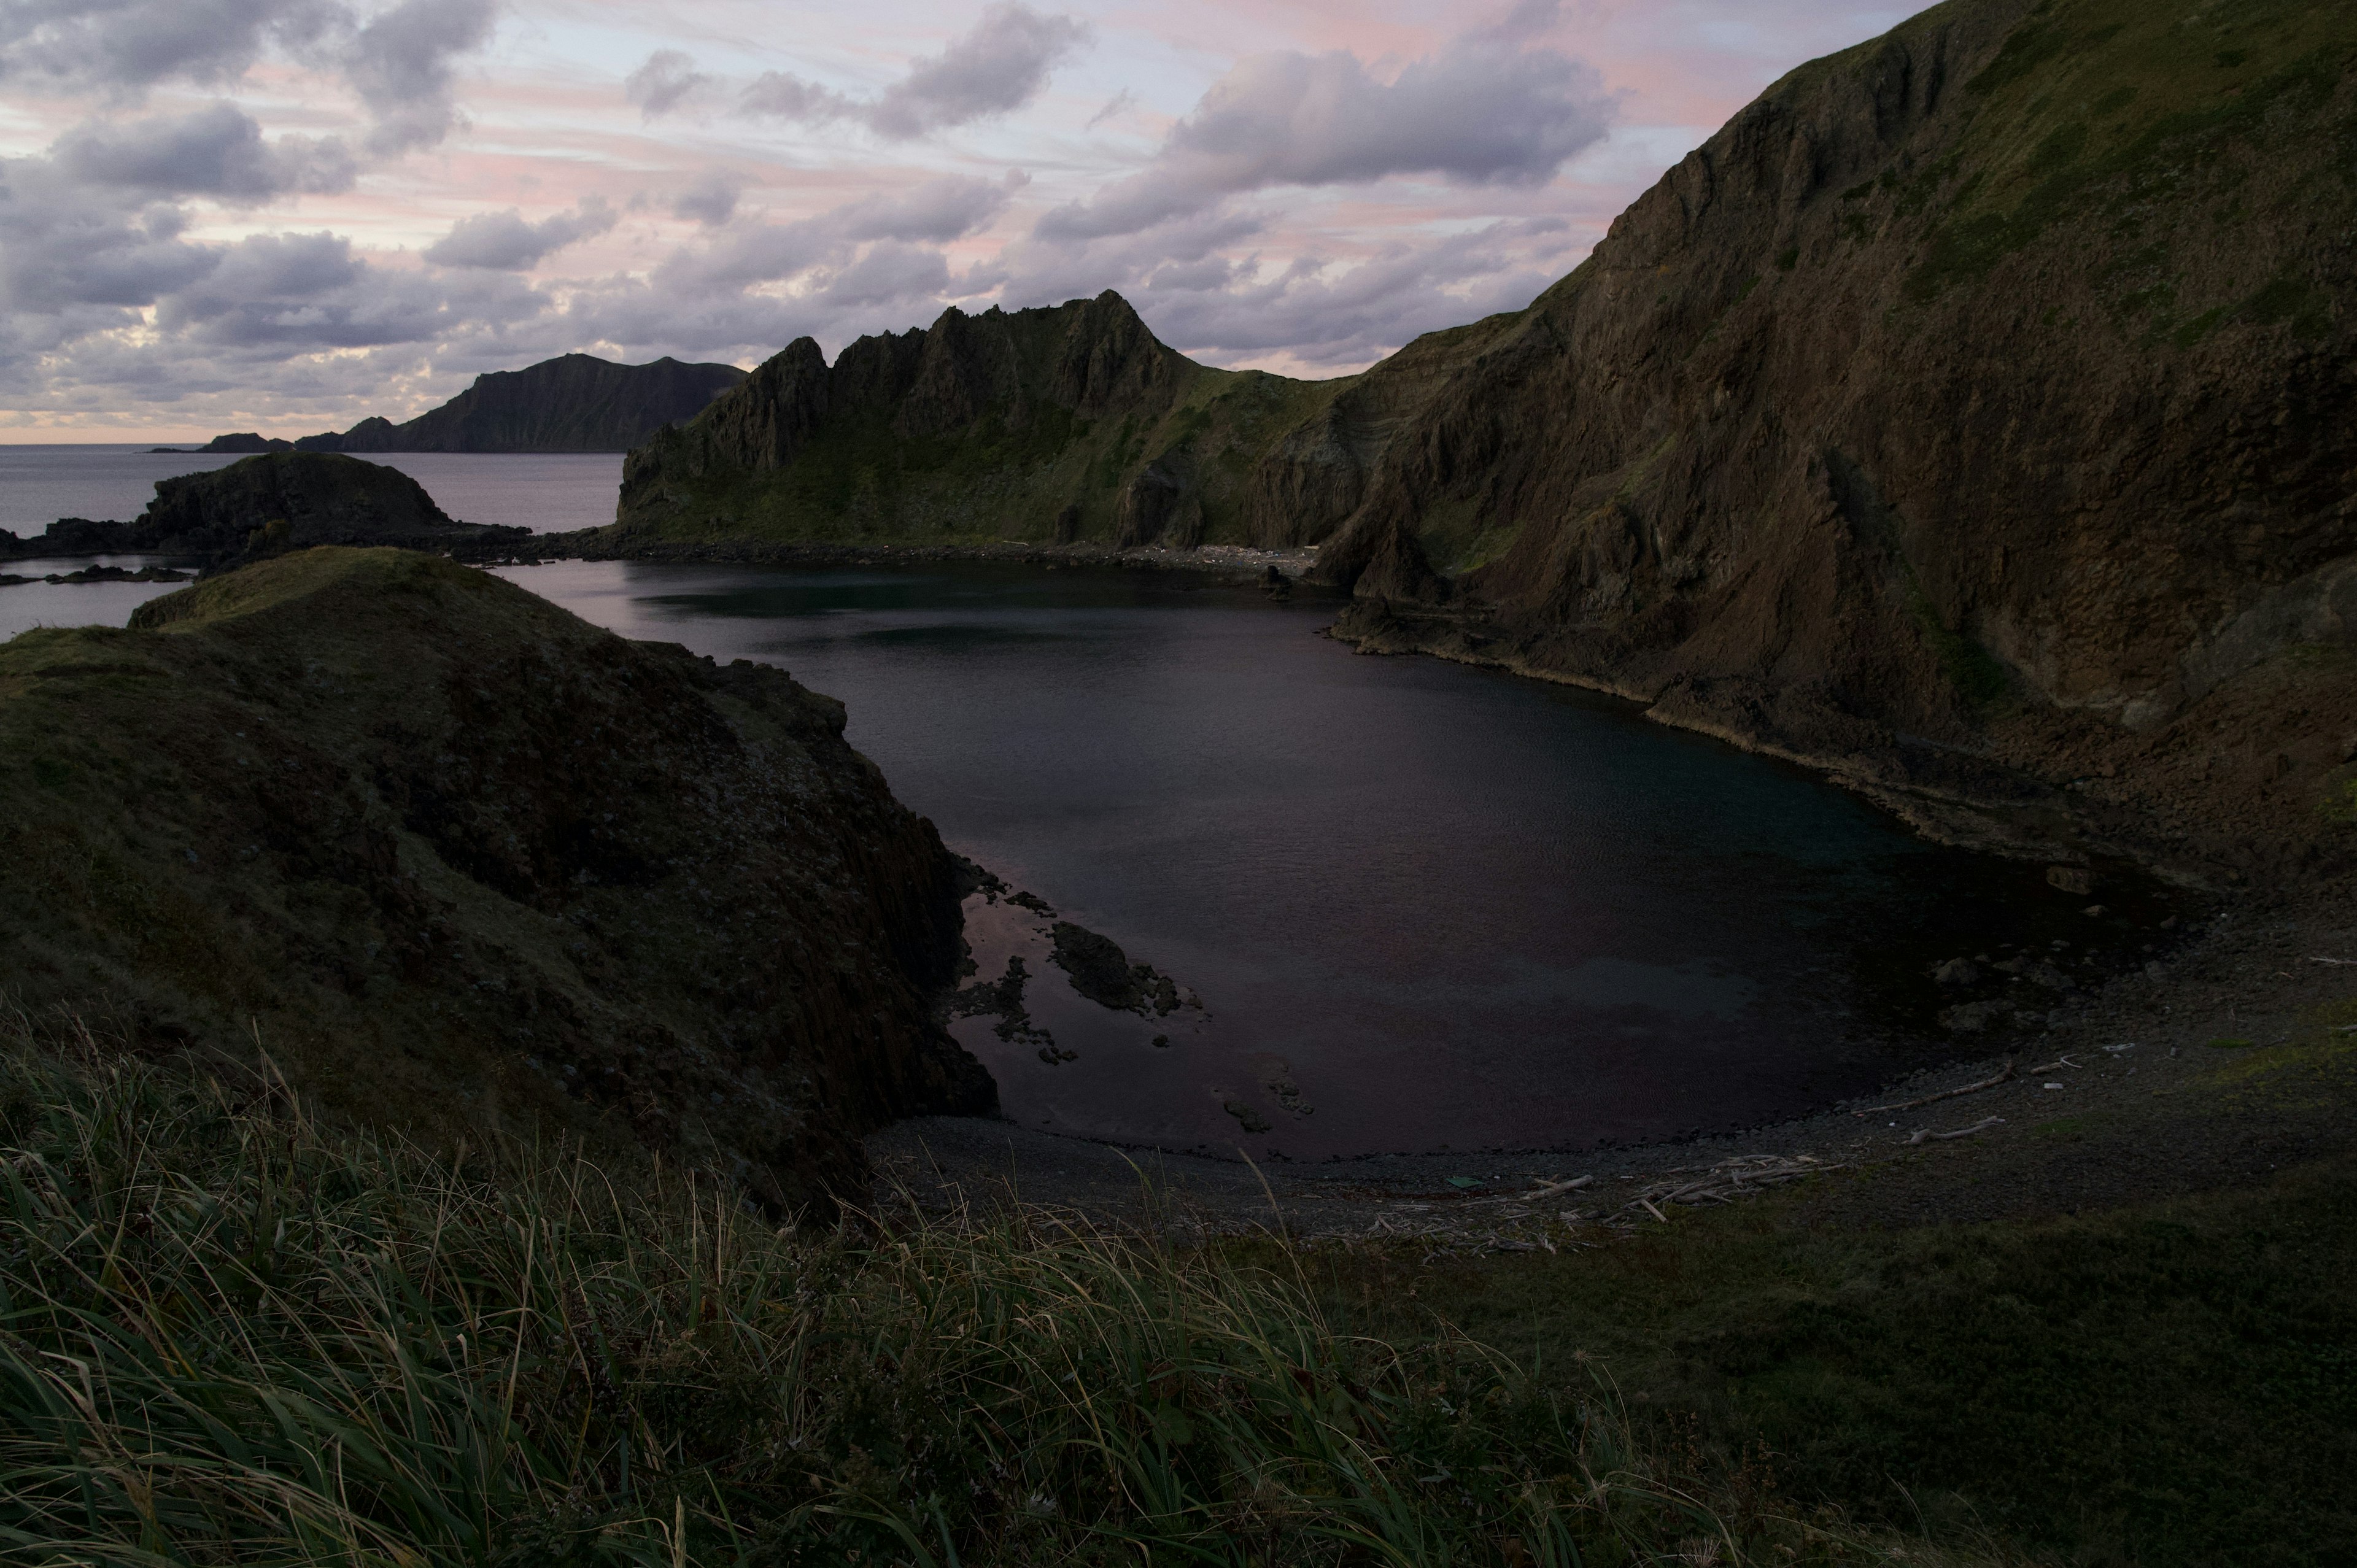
[1905,1115,2004,1145]
[1853,1057,2016,1118]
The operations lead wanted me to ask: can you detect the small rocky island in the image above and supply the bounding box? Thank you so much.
[0,450,532,570]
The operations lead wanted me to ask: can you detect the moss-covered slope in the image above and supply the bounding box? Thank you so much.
[599,291,1350,551]
[0,548,991,1211]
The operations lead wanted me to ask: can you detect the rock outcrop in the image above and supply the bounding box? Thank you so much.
[599,292,1347,549]
[0,547,993,1213]
[281,354,746,453]
[0,452,528,567]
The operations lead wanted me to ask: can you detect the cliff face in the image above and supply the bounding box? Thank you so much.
[300,354,746,453]
[1310,0,2357,871]
[1,452,529,566]
[606,292,1347,549]
[0,548,991,1212]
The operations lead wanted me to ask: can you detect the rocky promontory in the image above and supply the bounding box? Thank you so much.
[0,451,529,568]
[0,547,992,1211]
[597,292,1349,551]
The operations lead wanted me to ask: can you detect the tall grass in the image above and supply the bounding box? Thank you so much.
[0,1019,1923,1566]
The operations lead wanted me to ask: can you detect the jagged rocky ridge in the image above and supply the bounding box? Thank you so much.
[0,452,529,568]
[603,292,1352,550]
[0,548,992,1212]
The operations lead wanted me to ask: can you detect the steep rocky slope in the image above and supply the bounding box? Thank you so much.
[294,353,745,453]
[0,452,527,567]
[600,292,1345,550]
[1301,0,2357,876]
[0,548,991,1211]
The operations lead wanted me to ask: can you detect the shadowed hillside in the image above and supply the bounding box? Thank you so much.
[0,548,991,1212]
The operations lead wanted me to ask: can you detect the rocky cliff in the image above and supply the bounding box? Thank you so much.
[292,353,746,453]
[0,547,991,1212]
[1304,0,2357,876]
[601,292,1346,549]
[0,452,528,567]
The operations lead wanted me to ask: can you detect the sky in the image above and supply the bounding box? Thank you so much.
[0,0,1926,441]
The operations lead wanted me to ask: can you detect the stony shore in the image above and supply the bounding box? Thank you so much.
[871,885,2356,1240]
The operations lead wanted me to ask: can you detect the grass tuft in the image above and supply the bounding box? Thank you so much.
[0,1011,1925,1566]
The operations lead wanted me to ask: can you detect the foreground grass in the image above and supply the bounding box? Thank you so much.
[1310,1147,2357,1565]
[0,1030,1946,1568]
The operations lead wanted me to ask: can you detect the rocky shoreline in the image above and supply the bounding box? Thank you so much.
[872,884,2354,1240]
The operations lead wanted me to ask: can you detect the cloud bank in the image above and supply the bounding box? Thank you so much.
[3,0,1919,435]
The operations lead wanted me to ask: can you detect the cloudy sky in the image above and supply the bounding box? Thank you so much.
[0,0,1922,441]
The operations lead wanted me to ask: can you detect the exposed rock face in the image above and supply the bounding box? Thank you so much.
[604,292,1347,548]
[292,353,745,453]
[0,548,992,1213]
[1309,0,2357,870]
[0,452,528,566]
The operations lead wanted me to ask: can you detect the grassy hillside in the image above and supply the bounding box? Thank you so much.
[0,1024,1937,1568]
[0,547,985,1213]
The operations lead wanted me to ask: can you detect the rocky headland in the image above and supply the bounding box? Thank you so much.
[0,451,530,570]
[591,290,1352,552]
[583,0,2357,894]
[0,547,991,1212]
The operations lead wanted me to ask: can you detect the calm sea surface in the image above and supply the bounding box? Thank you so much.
[0,444,620,641]
[490,560,2158,1160]
[3,450,2155,1159]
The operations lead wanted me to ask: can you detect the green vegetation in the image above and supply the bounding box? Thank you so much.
[1309,1029,2357,1568]
[0,1025,1939,1567]
[1891,0,2357,320]
[1317,1176,2357,1567]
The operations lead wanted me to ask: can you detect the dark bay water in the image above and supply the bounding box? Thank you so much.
[494,559,2163,1161]
[1,444,2162,1159]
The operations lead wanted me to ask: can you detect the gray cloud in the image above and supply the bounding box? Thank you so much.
[669,170,741,227]
[0,0,497,160]
[836,172,1015,242]
[424,197,614,269]
[735,3,1088,140]
[1037,17,1611,241]
[625,48,713,118]
[53,102,356,201]
[343,0,498,153]
[0,0,339,92]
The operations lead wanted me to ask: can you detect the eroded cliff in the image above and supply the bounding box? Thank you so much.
[0,548,991,1212]
[1307,0,2357,875]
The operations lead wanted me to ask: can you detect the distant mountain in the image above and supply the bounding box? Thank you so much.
[294,353,746,454]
